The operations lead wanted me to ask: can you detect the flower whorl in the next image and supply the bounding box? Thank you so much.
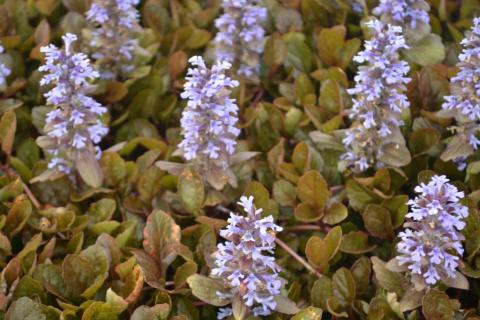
[0,44,11,91]
[86,0,141,79]
[211,196,284,319]
[178,56,240,172]
[341,20,410,172]
[373,0,430,42]
[214,0,267,80]
[396,175,469,286]
[441,17,480,167]
[39,33,108,174]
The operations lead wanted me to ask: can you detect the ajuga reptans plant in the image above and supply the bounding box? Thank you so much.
[440,17,480,170]
[396,175,469,286]
[0,43,11,91]
[341,20,410,172]
[85,0,141,79]
[178,56,240,182]
[214,0,267,81]
[211,196,284,319]
[38,33,108,176]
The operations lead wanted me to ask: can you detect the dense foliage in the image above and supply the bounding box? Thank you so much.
[0,0,480,319]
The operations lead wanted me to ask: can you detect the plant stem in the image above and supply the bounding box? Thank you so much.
[284,225,323,232]
[275,237,322,278]
[2,165,41,209]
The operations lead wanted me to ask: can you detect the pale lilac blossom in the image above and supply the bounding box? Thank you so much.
[39,33,108,174]
[212,196,284,319]
[341,20,410,172]
[214,0,267,80]
[373,0,430,42]
[86,0,141,79]
[441,18,480,168]
[179,56,240,172]
[396,175,469,285]
[0,43,11,91]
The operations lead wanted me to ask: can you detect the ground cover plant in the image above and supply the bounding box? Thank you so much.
[0,0,480,319]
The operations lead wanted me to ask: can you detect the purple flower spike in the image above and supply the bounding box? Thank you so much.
[341,20,410,172]
[212,196,284,319]
[441,17,480,168]
[373,0,430,32]
[179,56,240,171]
[39,33,108,174]
[0,43,11,91]
[86,0,141,79]
[214,0,267,81]
[396,175,469,286]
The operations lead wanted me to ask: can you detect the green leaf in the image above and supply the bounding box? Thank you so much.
[409,128,441,156]
[0,110,16,157]
[291,307,323,320]
[75,150,103,188]
[404,34,445,66]
[311,277,332,310]
[295,203,323,222]
[379,142,411,168]
[178,168,205,216]
[5,195,32,236]
[331,268,356,307]
[305,226,342,271]
[371,257,406,296]
[6,297,47,320]
[340,231,376,254]
[422,289,454,320]
[345,179,377,212]
[317,26,346,66]
[62,254,97,296]
[273,294,300,315]
[319,79,342,113]
[264,32,287,67]
[87,198,116,223]
[131,248,162,289]
[186,274,229,307]
[296,170,330,209]
[362,204,394,240]
[82,301,123,320]
[244,181,270,213]
[273,179,296,207]
[174,260,198,289]
[143,210,181,276]
[323,202,348,225]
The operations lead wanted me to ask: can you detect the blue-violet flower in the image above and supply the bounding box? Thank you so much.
[211,196,284,319]
[341,20,410,172]
[396,175,469,285]
[441,17,480,168]
[214,0,267,80]
[86,0,141,79]
[0,44,11,91]
[179,56,240,172]
[39,33,108,174]
[373,0,430,42]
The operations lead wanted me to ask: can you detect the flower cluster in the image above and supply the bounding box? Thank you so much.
[341,20,410,172]
[85,0,141,79]
[178,56,240,172]
[373,0,430,41]
[396,175,469,285]
[0,44,11,91]
[39,33,108,174]
[441,17,480,168]
[214,0,267,80]
[211,196,284,319]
